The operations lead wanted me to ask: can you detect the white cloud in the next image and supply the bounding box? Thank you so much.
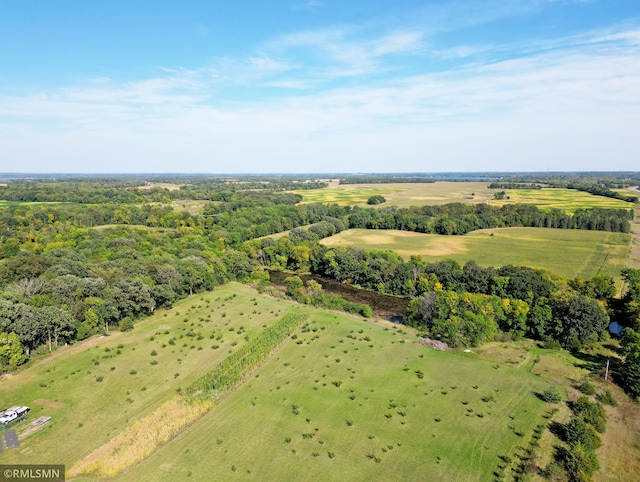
[1,18,640,172]
[372,32,424,56]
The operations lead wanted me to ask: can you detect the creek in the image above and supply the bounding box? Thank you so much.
[269,271,409,321]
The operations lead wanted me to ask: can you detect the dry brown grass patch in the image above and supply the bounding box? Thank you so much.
[68,397,213,478]
[32,398,67,409]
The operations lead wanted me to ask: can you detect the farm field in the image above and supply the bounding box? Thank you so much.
[118,309,549,482]
[627,200,640,269]
[292,182,634,212]
[138,182,185,191]
[293,182,493,207]
[492,188,633,213]
[171,199,210,214]
[320,228,631,280]
[0,284,289,468]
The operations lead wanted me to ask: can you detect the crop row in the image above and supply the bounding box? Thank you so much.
[185,312,309,398]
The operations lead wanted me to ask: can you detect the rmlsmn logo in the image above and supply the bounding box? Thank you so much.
[0,465,65,482]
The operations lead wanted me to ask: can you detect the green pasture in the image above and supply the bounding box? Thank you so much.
[320,228,631,280]
[120,310,549,482]
[492,188,632,213]
[293,182,492,207]
[171,199,209,215]
[6,283,638,481]
[292,183,635,212]
[0,284,287,467]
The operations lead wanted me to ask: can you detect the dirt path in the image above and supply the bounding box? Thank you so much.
[627,189,640,269]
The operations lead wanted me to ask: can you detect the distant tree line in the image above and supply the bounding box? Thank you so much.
[488,182,543,190]
[344,204,632,234]
[565,182,638,203]
[339,177,436,184]
[0,178,327,204]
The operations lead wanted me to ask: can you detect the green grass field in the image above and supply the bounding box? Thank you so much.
[171,199,210,215]
[118,309,549,482]
[292,182,633,212]
[4,283,640,481]
[320,228,631,280]
[2,284,550,482]
[0,284,289,467]
[493,188,632,213]
[293,182,493,207]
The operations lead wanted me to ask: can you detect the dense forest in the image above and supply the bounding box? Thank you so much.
[1,174,639,400]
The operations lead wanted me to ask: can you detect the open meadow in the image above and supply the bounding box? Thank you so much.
[293,182,634,212]
[3,284,639,481]
[2,284,548,482]
[0,284,289,467]
[320,228,631,280]
[293,182,493,207]
[492,188,632,213]
[117,305,549,482]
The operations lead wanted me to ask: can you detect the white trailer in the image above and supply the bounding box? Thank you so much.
[0,406,29,424]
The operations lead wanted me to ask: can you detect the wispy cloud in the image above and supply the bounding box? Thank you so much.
[1,3,639,172]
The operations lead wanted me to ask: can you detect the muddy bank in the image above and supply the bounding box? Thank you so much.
[269,271,410,320]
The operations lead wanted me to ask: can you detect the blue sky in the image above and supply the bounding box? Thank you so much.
[1,0,639,173]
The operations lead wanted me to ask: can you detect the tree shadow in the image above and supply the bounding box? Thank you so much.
[571,350,609,374]
[548,421,565,440]
[602,341,625,356]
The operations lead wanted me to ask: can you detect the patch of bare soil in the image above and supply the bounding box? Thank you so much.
[627,200,640,269]
[32,399,67,409]
[20,416,52,438]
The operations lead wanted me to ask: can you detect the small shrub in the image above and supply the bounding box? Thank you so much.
[119,318,134,332]
[539,386,562,403]
[571,397,606,433]
[597,389,618,407]
[578,380,596,396]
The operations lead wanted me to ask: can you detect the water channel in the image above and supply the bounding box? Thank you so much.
[269,271,409,321]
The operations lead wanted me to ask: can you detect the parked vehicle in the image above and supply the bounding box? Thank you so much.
[0,406,30,424]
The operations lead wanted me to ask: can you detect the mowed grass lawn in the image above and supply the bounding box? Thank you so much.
[320,228,631,280]
[120,310,549,482]
[0,284,291,467]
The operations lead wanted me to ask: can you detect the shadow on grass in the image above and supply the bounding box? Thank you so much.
[548,421,565,440]
[571,350,609,374]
